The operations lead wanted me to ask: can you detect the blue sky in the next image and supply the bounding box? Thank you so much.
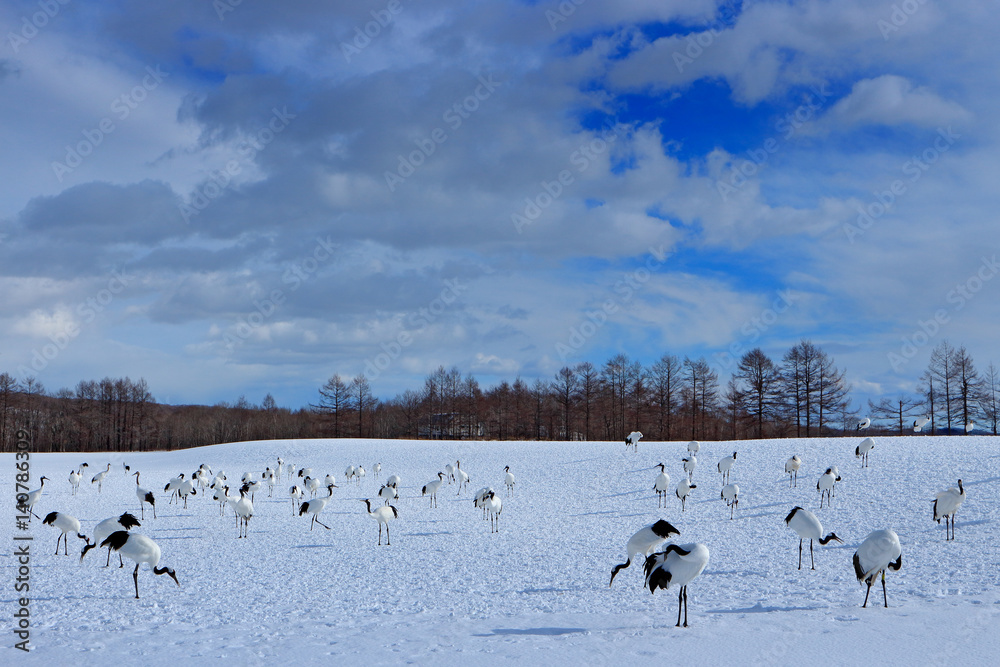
[1,0,997,410]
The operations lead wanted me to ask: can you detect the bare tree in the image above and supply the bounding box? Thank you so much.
[979,362,999,435]
[868,394,922,435]
[927,341,959,432]
[735,348,780,438]
[313,374,350,437]
[552,366,578,440]
[575,362,599,441]
[952,345,984,433]
[649,354,680,441]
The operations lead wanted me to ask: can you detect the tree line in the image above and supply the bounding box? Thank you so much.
[2,339,997,453]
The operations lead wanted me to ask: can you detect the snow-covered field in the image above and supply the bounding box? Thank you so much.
[3,435,1000,664]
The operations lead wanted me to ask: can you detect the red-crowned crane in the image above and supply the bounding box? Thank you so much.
[721,483,739,520]
[133,471,156,519]
[933,479,966,541]
[361,498,398,545]
[23,476,49,520]
[81,513,141,567]
[682,454,697,482]
[817,468,841,509]
[784,506,842,570]
[91,463,112,493]
[483,490,502,533]
[422,472,445,508]
[676,478,696,512]
[644,543,711,627]
[653,464,671,508]
[299,484,336,530]
[784,455,801,488]
[855,437,875,468]
[717,452,737,485]
[100,531,179,599]
[853,529,902,608]
[42,512,90,555]
[609,519,679,586]
[504,466,516,496]
[625,431,643,453]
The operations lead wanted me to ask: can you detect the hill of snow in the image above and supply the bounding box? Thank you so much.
[3,435,999,664]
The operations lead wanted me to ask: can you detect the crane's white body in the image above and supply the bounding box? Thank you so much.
[100,531,179,599]
[289,485,304,514]
[853,529,902,608]
[454,461,470,494]
[687,440,700,454]
[379,484,398,505]
[164,473,185,504]
[132,472,156,519]
[504,466,516,496]
[299,484,335,530]
[643,543,710,627]
[857,417,871,431]
[933,479,966,540]
[676,477,696,512]
[784,506,842,569]
[718,452,737,484]
[473,487,495,519]
[69,468,83,495]
[82,513,141,566]
[42,511,87,555]
[91,463,112,493]
[24,476,48,519]
[682,454,697,481]
[856,437,875,467]
[422,472,445,508]
[653,464,671,508]
[625,431,643,452]
[234,488,254,538]
[784,455,802,487]
[362,499,398,545]
[817,467,841,509]
[483,491,502,533]
[721,483,739,519]
[609,520,680,586]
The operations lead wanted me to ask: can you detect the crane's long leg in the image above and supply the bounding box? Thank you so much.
[862,581,872,608]
[798,539,803,570]
[133,563,141,599]
[810,539,815,570]
[676,588,683,627]
[386,524,391,546]
[683,586,689,627]
[882,572,888,608]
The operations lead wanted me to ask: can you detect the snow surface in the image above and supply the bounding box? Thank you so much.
[3,435,1000,664]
